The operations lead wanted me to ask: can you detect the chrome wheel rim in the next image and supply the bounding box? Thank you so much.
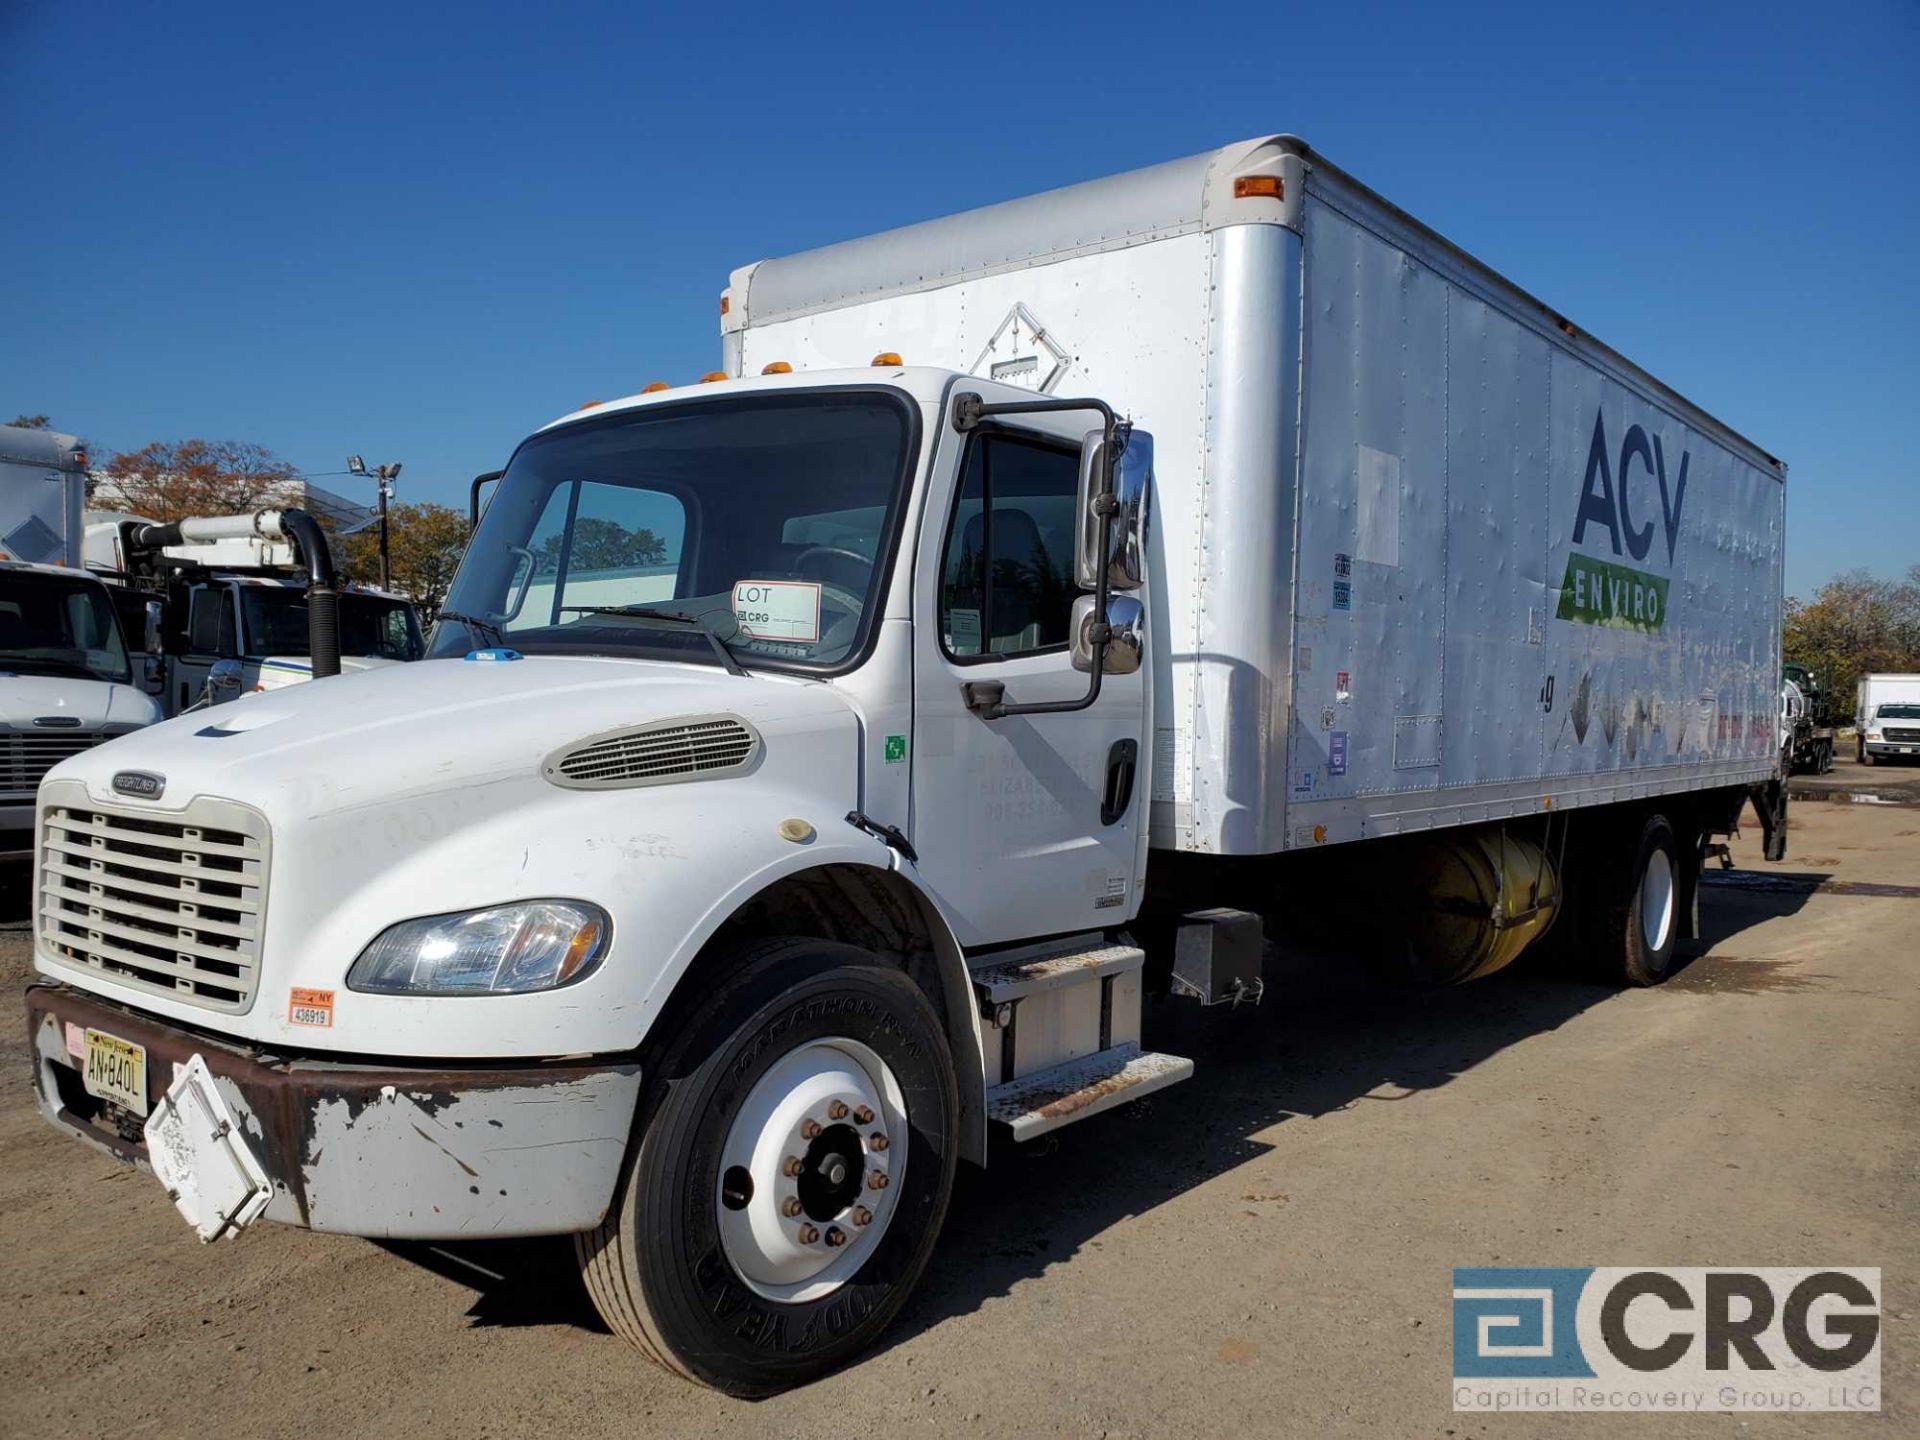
[1641,846,1676,954]
[715,1036,907,1303]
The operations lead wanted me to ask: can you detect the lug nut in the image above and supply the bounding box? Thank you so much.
[797,1224,819,1244]
[867,1171,889,1191]
[782,1196,804,1217]
[801,1118,822,1140]
[782,1154,804,1177]
[851,1205,873,1227]
[827,1099,849,1121]
[853,1105,874,1125]
[824,1226,847,1248]
[868,1132,889,1152]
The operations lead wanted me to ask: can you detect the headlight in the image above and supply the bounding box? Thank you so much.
[348,900,610,995]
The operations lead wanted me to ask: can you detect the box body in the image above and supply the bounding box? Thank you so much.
[728,136,1785,855]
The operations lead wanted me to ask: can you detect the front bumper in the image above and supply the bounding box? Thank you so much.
[27,983,641,1239]
[1864,740,1919,758]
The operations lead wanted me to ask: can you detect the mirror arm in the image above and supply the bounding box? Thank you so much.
[951,390,1124,722]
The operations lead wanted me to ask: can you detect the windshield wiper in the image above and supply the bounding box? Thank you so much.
[436,609,507,647]
[561,605,749,678]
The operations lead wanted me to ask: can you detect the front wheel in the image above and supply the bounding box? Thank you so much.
[577,938,957,1396]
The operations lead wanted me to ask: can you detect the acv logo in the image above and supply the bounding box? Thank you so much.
[1572,407,1689,565]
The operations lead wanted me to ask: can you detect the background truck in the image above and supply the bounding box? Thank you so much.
[27,134,1786,1395]
[1780,663,1836,774]
[86,509,425,714]
[2,425,163,854]
[1855,673,1920,765]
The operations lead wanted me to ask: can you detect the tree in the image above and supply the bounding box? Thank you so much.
[1783,567,1920,722]
[535,517,667,575]
[95,438,301,520]
[339,502,470,613]
[7,414,51,429]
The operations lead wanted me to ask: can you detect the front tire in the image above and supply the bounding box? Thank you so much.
[578,938,957,1396]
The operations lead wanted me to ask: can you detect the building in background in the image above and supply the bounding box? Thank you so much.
[88,472,374,531]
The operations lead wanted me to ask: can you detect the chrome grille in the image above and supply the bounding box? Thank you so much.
[544,716,760,790]
[2,730,109,798]
[1883,727,1920,743]
[37,790,268,1013]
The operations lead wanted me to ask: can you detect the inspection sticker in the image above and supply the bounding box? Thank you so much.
[733,579,821,643]
[288,987,334,1028]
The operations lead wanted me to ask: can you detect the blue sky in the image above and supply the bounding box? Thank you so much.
[3,0,1914,598]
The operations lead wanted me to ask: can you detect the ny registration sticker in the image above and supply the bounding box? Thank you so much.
[733,580,821,642]
[288,987,335,1028]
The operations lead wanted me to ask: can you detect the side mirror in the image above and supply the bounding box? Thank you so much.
[1071,593,1145,676]
[138,655,165,696]
[208,658,245,704]
[142,599,163,655]
[1075,430,1152,591]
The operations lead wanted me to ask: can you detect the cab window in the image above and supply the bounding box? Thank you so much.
[186,589,235,656]
[939,432,1079,659]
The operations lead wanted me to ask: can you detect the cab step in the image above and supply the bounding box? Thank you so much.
[969,937,1144,1004]
[968,934,1194,1140]
[985,1043,1194,1141]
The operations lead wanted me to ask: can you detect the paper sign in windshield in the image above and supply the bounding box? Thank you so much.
[733,580,821,642]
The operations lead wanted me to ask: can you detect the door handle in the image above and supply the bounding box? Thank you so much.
[1101,738,1138,826]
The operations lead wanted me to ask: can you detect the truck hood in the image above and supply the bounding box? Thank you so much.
[45,654,859,813]
[0,672,161,731]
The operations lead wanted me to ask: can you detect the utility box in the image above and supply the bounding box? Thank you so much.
[1171,908,1265,1006]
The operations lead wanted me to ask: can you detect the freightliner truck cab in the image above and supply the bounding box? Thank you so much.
[28,366,1168,1394]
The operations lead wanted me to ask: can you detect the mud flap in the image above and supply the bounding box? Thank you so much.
[1750,777,1788,863]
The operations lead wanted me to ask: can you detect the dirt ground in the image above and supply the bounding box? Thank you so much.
[2,799,1914,1439]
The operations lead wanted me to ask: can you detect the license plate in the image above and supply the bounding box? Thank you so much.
[83,1029,148,1117]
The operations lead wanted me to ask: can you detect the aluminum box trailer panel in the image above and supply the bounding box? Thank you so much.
[725,134,1785,855]
[1,424,88,567]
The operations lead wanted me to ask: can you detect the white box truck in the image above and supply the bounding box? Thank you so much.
[26,136,1786,1394]
[1855,673,1920,764]
[2,425,163,853]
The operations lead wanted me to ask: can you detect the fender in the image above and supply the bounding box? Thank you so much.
[640,839,990,1166]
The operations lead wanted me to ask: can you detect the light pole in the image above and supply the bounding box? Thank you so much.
[346,455,402,590]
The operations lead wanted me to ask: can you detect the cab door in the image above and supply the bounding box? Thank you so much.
[909,406,1150,948]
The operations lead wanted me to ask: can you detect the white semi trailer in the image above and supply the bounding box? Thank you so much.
[28,136,1786,1394]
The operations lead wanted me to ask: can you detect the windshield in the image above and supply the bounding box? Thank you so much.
[0,571,132,684]
[1876,704,1920,721]
[430,391,917,671]
[238,588,425,660]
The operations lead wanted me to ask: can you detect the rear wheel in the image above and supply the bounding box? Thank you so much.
[577,938,957,1396]
[1602,813,1682,987]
